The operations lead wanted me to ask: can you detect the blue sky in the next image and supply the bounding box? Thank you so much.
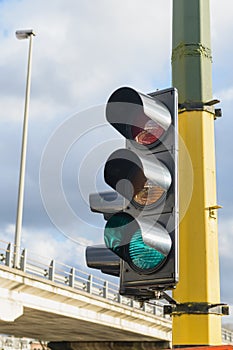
[0,0,233,326]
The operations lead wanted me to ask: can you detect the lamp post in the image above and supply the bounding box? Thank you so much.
[13,29,36,268]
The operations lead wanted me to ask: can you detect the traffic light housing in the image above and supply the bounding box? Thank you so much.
[86,244,120,277]
[104,87,178,294]
[86,86,178,299]
[85,191,124,277]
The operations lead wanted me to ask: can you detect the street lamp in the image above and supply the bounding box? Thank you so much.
[13,29,36,268]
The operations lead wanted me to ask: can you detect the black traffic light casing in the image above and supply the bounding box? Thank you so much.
[86,191,125,277]
[86,244,120,277]
[103,87,178,294]
[89,191,125,221]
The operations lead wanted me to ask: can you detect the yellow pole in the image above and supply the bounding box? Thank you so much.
[172,0,222,345]
[173,109,222,346]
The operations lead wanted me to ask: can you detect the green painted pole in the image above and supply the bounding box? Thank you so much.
[172,0,213,105]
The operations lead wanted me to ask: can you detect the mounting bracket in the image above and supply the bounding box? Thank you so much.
[164,302,229,316]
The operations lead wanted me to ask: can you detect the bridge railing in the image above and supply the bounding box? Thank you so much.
[0,239,165,318]
[0,239,232,343]
[222,328,233,344]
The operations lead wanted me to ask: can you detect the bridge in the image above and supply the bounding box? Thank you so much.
[0,239,232,348]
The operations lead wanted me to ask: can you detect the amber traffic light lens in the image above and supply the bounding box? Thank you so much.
[133,180,165,206]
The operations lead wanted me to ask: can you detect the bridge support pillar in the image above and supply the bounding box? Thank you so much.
[0,296,23,322]
[48,341,171,350]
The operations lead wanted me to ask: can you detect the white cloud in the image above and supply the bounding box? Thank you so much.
[211,0,233,46]
[0,0,172,121]
[1,223,93,268]
[219,218,233,258]
[216,87,233,102]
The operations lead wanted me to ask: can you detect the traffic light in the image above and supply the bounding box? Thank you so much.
[86,244,120,277]
[86,86,178,299]
[104,86,178,295]
[85,191,124,277]
[89,191,124,221]
[86,190,157,300]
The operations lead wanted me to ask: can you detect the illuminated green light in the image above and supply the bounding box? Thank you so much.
[129,230,165,271]
[104,213,166,272]
[104,213,132,255]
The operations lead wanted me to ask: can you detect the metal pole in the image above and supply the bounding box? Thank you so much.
[172,0,222,346]
[13,31,35,268]
[172,0,213,105]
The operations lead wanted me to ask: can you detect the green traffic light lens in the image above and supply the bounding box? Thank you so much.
[104,213,166,274]
[104,213,132,255]
[129,230,165,272]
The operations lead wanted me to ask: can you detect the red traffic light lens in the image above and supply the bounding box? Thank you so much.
[131,119,165,146]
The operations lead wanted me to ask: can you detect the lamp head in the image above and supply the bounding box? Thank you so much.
[15,29,35,40]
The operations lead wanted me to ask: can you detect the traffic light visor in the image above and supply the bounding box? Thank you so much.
[106,87,171,147]
[104,149,171,208]
[104,213,170,274]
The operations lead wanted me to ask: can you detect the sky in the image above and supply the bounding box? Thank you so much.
[0,0,233,326]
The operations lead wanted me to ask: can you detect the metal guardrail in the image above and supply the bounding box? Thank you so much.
[0,239,165,317]
[0,239,232,344]
[222,328,233,344]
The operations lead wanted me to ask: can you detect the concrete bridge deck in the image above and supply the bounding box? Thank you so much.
[0,240,171,343]
[0,239,232,347]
